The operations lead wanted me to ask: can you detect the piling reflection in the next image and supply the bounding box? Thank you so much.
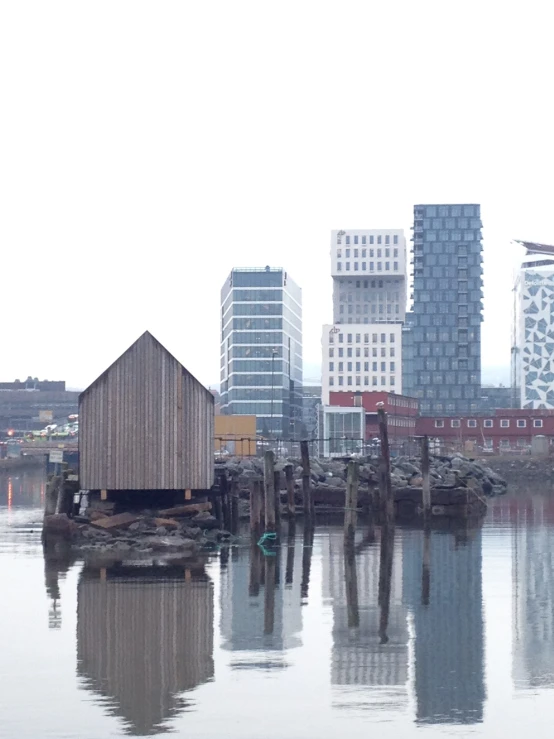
[324,529,409,711]
[220,540,303,665]
[76,562,214,736]
[43,541,77,629]
[403,527,485,725]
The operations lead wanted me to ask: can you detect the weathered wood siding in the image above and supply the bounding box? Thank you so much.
[79,332,214,490]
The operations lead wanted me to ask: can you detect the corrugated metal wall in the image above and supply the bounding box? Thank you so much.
[79,332,214,490]
[77,568,214,735]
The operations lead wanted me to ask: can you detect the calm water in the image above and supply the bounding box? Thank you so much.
[1,470,554,738]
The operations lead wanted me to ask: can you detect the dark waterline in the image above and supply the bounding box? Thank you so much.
[1,469,554,738]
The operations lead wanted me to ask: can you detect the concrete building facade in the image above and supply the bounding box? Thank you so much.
[220,268,303,438]
[321,229,407,405]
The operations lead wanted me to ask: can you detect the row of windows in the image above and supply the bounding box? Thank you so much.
[414,205,479,218]
[338,234,400,245]
[329,347,395,358]
[329,361,396,372]
[337,248,399,259]
[329,332,397,344]
[340,305,401,315]
[435,418,544,429]
[337,317,404,325]
[339,291,401,302]
[329,376,396,387]
[337,261,400,273]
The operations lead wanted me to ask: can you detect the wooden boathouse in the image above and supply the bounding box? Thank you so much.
[79,331,214,493]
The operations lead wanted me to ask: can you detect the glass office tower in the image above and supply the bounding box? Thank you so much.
[220,268,303,437]
[403,205,483,415]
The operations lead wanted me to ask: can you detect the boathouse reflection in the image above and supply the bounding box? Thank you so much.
[76,562,214,735]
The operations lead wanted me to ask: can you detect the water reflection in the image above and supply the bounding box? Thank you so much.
[76,562,214,736]
[220,539,304,665]
[0,468,46,509]
[512,496,554,690]
[403,526,485,725]
[323,529,409,712]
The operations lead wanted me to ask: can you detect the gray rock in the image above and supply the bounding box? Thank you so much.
[155,526,168,535]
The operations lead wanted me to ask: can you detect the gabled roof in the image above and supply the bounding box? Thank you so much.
[80,331,212,401]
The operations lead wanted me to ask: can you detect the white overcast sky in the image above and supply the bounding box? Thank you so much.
[1,1,552,391]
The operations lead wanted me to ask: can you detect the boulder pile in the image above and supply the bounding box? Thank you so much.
[217,452,508,501]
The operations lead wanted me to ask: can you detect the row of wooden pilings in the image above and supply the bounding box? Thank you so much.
[220,409,433,638]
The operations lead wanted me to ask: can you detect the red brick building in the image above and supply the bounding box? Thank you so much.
[415,408,554,453]
[329,391,418,441]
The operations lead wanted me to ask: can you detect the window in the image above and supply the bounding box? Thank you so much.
[329,348,334,357]
[346,236,350,245]
[329,362,334,371]
[393,234,398,245]
[381,333,386,343]
[372,333,378,342]
[362,262,366,270]
[390,376,395,386]
[356,376,361,386]
[534,419,544,428]
[338,362,344,372]
[337,262,342,271]
[385,248,390,258]
[467,419,477,428]
[354,249,359,258]
[517,419,527,428]
[390,347,395,357]
[354,235,358,244]
[451,419,461,428]
[372,362,377,371]
[378,235,382,244]
[369,261,374,270]
[381,362,386,372]
[346,263,350,271]
[381,376,386,385]
[347,376,352,386]
[329,377,334,386]
[372,377,377,386]
[364,377,369,386]
[356,333,361,343]
[339,333,344,343]
[347,333,352,343]
[369,235,374,244]
[390,333,395,343]
[362,236,366,245]
[355,362,361,372]
[500,439,510,449]
[390,361,395,372]
[347,362,352,371]
[385,235,390,245]
[385,262,390,271]
[364,333,369,343]
[345,249,350,257]
[338,348,343,357]
[338,376,343,386]
[500,419,510,428]
[393,262,398,271]
[435,420,444,428]
[381,348,386,357]
[484,419,493,428]
[354,262,359,271]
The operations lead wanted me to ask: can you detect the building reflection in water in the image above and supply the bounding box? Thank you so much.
[76,562,214,736]
[403,527,485,725]
[219,539,304,668]
[323,530,409,711]
[513,496,554,690]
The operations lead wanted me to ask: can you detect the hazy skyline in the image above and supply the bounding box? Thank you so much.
[2,2,552,391]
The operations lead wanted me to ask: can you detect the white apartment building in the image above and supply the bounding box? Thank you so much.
[321,229,407,404]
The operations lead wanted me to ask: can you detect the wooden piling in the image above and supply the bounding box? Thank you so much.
[220,474,231,531]
[274,469,282,532]
[343,460,360,547]
[250,478,262,539]
[264,450,277,538]
[300,440,313,521]
[421,434,431,521]
[377,407,394,524]
[284,464,295,519]
[344,545,360,628]
[249,539,262,596]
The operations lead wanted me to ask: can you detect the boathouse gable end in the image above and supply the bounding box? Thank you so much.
[79,331,214,491]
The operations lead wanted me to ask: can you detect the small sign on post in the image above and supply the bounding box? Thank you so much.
[49,450,64,464]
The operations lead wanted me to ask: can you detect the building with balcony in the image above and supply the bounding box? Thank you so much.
[220,268,303,438]
[403,204,484,416]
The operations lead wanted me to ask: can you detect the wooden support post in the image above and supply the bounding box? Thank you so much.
[250,479,262,540]
[264,555,276,634]
[377,407,394,525]
[301,521,314,602]
[100,489,107,502]
[344,545,359,628]
[185,489,192,501]
[274,469,282,533]
[422,523,431,606]
[284,464,295,519]
[220,474,231,531]
[285,519,296,585]
[343,460,360,547]
[300,440,313,522]
[421,434,431,521]
[263,450,277,538]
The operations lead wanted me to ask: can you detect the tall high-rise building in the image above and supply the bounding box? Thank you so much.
[403,204,483,416]
[322,229,407,404]
[513,244,554,409]
[220,267,303,438]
